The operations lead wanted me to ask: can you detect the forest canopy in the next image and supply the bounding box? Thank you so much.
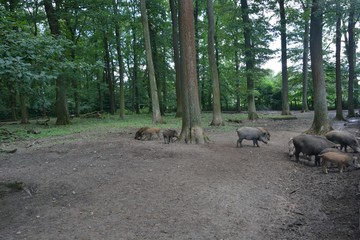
[0,0,359,123]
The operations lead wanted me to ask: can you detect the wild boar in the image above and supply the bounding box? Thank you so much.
[163,129,179,144]
[288,138,295,158]
[135,127,150,140]
[292,134,338,166]
[320,151,358,174]
[141,127,161,140]
[236,127,270,147]
[325,130,360,152]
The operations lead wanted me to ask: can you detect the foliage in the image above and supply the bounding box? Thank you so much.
[0,0,358,120]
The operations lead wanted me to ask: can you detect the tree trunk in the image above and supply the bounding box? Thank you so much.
[140,0,163,124]
[347,1,356,117]
[131,23,140,114]
[335,2,344,120]
[44,0,70,125]
[240,0,258,120]
[169,0,182,118]
[309,0,331,133]
[279,0,290,115]
[103,31,115,115]
[194,0,201,109]
[235,37,241,112]
[207,0,224,126]
[113,0,125,119]
[19,93,29,124]
[179,0,206,144]
[301,0,310,112]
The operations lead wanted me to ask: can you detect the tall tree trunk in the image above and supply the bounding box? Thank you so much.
[240,0,258,120]
[44,0,70,125]
[279,0,290,115]
[207,0,224,126]
[309,0,331,133]
[347,1,356,117]
[169,0,182,118]
[132,32,140,114]
[179,0,206,144]
[103,31,115,115]
[19,93,29,124]
[194,0,202,109]
[301,0,310,112]
[113,0,125,119]
[140,0,163,124]
[335,2,344,120]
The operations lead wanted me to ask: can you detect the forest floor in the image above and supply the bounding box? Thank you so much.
[0,111,360,240]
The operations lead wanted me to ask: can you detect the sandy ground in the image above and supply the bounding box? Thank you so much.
[0,111,359,240]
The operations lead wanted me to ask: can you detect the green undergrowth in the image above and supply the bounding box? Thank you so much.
[0,112,292,143]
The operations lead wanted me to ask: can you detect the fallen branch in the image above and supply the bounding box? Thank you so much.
[0,148,17,154]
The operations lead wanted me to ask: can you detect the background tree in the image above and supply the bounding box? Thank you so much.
[279,0,290,115]
[44,0,71,125]
[309,0,331,133]
[207,0,224,126]
[301,0,310,112]
[178,0,206,144]
[140,0,163,124]
[335,1,344,120]
[240,0,258,120]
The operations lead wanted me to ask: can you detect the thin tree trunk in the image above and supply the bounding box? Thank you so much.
[279,0,290,115]
[169,0,182,118]
[113,0,125,119]
[240,0,258,120]
[309,0,331,133]
[207,0,224,126]
[179,0,206,144]
[140,0,163,123]
[335,2,344,120]
[103,31,115,115]
[19,93,29,124]
[194,0,201,109]
[347,1,356,117]
[301,0,310,112]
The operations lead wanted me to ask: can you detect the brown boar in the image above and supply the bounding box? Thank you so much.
[320,151,358,174]
[141,127,161,140]
[135,127,150,140]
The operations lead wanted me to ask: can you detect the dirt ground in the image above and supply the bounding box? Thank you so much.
[1,111,360,240]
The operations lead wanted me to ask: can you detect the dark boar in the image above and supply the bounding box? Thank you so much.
[236,127,270,147]
[292,134,338,166]
[320,151,358,174]
[135,127,150,140]
[325,130,360,152]
[163,129,179,144]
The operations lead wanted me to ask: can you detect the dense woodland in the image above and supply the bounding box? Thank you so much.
[0,0,359,135]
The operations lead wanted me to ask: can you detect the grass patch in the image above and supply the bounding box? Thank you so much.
[0,112,288,143]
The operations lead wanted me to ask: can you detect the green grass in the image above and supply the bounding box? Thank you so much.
[0,112,291,143]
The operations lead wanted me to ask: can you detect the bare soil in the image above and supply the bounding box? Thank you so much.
[1,111,360,240]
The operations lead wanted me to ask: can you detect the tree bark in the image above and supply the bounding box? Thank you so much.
[113,0,125,119]
[179,0,206,144]
[240,0,258,120]
[19,93,29,124]
[335,2,344,120]
[301,0,310,112]
[279,0,290,115]
[44,0,70,125]
[169,0,182,118]
[309,0,331,133]
[103,31,115,115]
[207,0,224,126]
[140,0,163,123]
[347,1,356,117]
